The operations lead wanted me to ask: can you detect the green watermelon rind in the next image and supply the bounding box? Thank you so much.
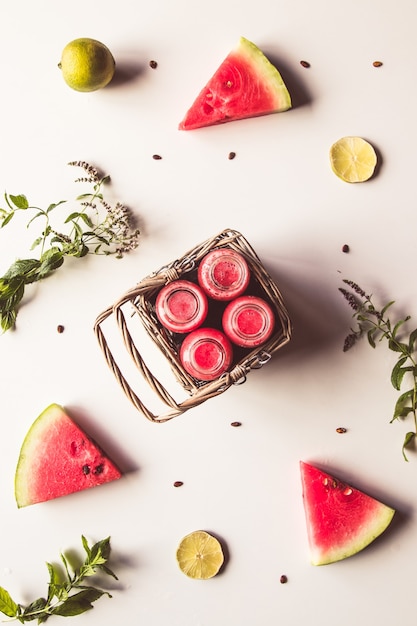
[236,36,292,110]
[15,403,121,508]
[179,36,292,130]
[300,461,395,566]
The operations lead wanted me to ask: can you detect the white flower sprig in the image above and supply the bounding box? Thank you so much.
[0,161,141,332]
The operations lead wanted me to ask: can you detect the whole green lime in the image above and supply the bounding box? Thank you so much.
[58,38,115,92]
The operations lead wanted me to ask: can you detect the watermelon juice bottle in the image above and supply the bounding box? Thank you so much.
[155,280,208,333]
[197,248,250,301]
[179,327,233,381]
[222,295,275,348]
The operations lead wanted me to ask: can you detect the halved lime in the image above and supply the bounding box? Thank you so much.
[176,530,224,579]
[330,136,377,183]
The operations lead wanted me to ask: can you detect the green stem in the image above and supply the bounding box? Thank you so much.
[361,300,417,433]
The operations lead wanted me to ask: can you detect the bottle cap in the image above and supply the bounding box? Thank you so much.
[155,280,208,333]
[197,248,250,301]
[180,327,233,381]
[222,295,275,348]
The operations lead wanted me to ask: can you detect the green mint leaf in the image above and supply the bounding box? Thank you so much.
[30,236,43,251]
[388,339,409,353]
[1,212,14,227]
[22,597,48,621]
[72,588,105,604]
[37,250,64,278]
[59,552,72,583]
[0,586,19,618]
[367,328,377,348]
[81,535,91,559]
[64,211,83,223]
[391,356,410,390]
[402,431,415,461]
[72,243,89,258]
[46,563,61,603]
[46,200,66,213]
[77,213,94,228]
[9,194,29,209]
[51,589,102,617]
[90,537,111,563]
[99,564,119,580]
[393,389,415,420]
[380,300,395,316]
[65,212,93,228]
[409,328,417,352]
[392,316,411,338]
[0,309,17,333]
[2,259,41,281]
[46,562,60,586]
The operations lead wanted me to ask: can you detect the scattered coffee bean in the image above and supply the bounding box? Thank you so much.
[230,421,242,427]
[152,154,162,160]
[228,151,236,160]
[342,244,350,253]
[373,61,383,67]
[149,60,158,69]
[336,427,347,434]
[280,574,288,584]
[57,325,65,333]
[173,481,184,487]
[300,60,310,68]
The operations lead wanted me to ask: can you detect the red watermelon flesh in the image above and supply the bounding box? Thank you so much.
[300,461,395,565]
[178,37,291,130]
[15,404,122,507]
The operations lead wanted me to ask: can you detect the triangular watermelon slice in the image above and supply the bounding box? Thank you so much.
[15,404,122,507]
[178,36,291,130]
[300,461,395,565]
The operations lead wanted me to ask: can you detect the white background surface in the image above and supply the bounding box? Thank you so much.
[0,1,416,624]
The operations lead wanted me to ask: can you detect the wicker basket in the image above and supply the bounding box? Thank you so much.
[94,228,292,422]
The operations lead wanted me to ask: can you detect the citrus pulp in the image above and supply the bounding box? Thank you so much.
[330,136,377,183]
[176,530,224,579]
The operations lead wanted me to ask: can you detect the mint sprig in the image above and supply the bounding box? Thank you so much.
[0,536,118,623]
[339,279,417,461]
[0,161,140,333]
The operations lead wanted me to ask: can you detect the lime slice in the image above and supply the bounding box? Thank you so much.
[176,530,224,579]
[330,136,377,183]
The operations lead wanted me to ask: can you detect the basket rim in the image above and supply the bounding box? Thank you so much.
[94,228,292,422]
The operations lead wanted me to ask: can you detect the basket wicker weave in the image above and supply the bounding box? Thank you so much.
[94,228,292,422]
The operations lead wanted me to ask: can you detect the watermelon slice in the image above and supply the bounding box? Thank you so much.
[15,404,122,507]
[300,461,395,565]
[178,36,291,130]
